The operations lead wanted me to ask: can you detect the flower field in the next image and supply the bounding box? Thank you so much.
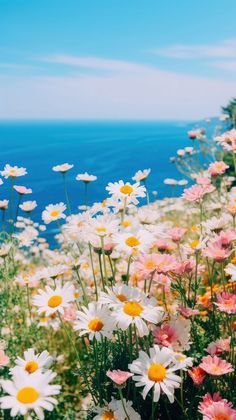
[0,125,235,419]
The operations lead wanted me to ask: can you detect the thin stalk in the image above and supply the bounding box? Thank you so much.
[118,387,131,420]
[62,173,71,214]
[89,243,98,299]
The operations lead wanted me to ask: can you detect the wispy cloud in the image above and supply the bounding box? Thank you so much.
[150,39,236,59]
[0,63,39,70]
[1,54,236,119]
[43,55,150,73]
[213,60,236,71]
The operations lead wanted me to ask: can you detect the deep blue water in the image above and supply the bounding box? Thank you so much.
[0,120,195,235]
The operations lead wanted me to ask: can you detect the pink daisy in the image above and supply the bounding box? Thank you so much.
[0,349,9,368]
[134,253,159,279]
[200,355,233,376]
[169,227,186,242]
[153,324,178,348]
[203,239,231,262]
[153,253,177,274]
[106,370,133,386]
[215,292,236,314]
[202,401,236,420]
[183,184,215,202]
[208,161,229,177]
[199,392,233,414]
[206,338,231,356]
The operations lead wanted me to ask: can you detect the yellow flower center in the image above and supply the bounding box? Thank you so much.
[81,262,90,269]
[9,169,17,176]
[25,360,39,373]
[212,416,230,420]
[190,240,199,249]
[96,226,107,233]
[120,184,134,195]
[17,387,39,404]
[148,363,166,382]
[145,260,156,270]
[102,199,108,207]
[74,292,80,299]
[88,318,104,332]
[50,210,60,217]
[102,411,115,420]
[121,220,131,228]
[125,236,140,248]
[123,301,143,317]
[191,225,198,233]
[48,295,62,308]
[116,293,127,302]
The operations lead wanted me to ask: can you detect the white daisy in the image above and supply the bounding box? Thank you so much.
[89,214,119,238]
[76,172,97,182]
[42,203,66,224]
[0,369,60,419]
[0,199,9,209]
[113,230,154,255]
[11,348,52,375]
[106,180,146,205]
[129,345,181,403]
[19,200,37,212]
[112,292,164,337]
[132,169,151,182]
[33,282,75,316]
[0,164,27,179]
[225,263,236,280]
[52,163,74,173]
[100,285,148,308]
[74,302,115,341]
[93,397,141,419]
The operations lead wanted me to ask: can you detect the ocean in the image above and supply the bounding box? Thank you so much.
[0,120,195,240]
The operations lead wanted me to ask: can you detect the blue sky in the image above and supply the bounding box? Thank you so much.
[1,0,236,119]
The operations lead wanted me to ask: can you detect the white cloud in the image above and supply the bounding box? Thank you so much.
[213,60,236,71]
[151,39,236,59]
[0,63,38,70]
[43,54,150,72]
[0,55,236,119]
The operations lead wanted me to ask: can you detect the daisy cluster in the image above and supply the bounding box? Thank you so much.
[0,121,235,419]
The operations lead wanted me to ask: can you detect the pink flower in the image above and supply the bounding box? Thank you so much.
[199,392,233,415]
[203,239,231,261]
[13,185,32,195]
[217,230,236,247]
[183,184,215,202]
[215,292,236,314]
[175,259,195,275]
[217,129,236,153]
[134,253,159,278]
[0,349,9,367]
[188,366,206,385]
[169,227,186,242]
[206,338,231,356]
[202,401,236,420]
[106,370,133,386]
[179,306,199,318]
[196,176,211,186]
[63,305,77,322]
[200,355,233,376]
[208,161,229,177]
[154,273,171,292]
[155,239,175,252]
[153,324,178,347]
[188,130,198,139]
[153,253,177,274]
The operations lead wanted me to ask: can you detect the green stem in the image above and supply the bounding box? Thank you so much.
[118,387,131,420]
[62,173,71,214]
